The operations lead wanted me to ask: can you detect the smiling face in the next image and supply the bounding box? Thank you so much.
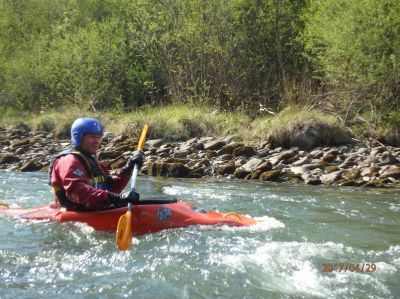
[80,133,102,154]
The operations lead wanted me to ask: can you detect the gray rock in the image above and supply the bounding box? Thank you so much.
[291,156,312,166]
[321,152,336,162]
[232,146,255,157]
[360,166,380,177]
[356,147,369,155]
[310,149,323,158]
[380,152,398,165]
[380,167,400,179]
[156,144,172,154]
[256,148,270,158]
[302,163,324,171]
[173,149,191,158]
[217,143,243,155]
[304,176,322,185]
[147,139,164,148]
[204,140,226,150]
[242,158,263,172]
[320,170,343,184]
[371,147,386,156]
[20,160,44,172]
[14,146,29,155]
[259,170,281,181]
[0,154,20,164]
[290,166,310,175]
[184,138,198,145]
[342,169,361,180]
[215,161,236,175]
[255,161,273,172]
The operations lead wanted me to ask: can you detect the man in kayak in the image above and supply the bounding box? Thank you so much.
[49,117,143,211]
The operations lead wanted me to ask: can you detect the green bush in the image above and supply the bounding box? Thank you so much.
[0,0,398,135]
[0,0,307,113]
[302,0,400,99]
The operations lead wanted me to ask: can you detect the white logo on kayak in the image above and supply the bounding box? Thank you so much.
[73,168,85,177]
[156,208,172,222]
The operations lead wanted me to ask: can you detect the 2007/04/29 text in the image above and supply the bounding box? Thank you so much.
[322,263,376,273]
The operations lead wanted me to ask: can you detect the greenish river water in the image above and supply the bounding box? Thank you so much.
[0,171,399,298]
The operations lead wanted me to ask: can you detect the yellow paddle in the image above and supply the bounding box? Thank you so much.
[116,123,148,251]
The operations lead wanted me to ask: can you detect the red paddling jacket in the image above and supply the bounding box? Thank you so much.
[50,149,130,211]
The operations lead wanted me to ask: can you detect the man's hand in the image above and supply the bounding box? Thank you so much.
[120,150,144,175]
[108,190,140,205]
[124,190,140,203]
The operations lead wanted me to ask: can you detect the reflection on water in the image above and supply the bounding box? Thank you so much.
[0,171,399,299]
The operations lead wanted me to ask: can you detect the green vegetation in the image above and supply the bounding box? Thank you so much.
[0,105,251,140]
[0,105,349,148]
[0,0,399,144]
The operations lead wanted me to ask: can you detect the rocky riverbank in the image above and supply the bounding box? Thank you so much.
[1,127,400,189]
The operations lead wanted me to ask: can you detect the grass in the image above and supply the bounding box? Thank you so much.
[249,106,343,137]
[0,104,252,141]
[0,104,369,147]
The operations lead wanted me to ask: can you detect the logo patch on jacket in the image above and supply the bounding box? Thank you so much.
[73,168,85,177]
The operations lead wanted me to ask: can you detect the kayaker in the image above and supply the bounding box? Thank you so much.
[49,117,143,211]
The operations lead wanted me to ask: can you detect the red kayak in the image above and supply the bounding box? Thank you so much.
[0,198,257,235]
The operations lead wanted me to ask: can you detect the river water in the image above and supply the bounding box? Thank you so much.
[0,171,399,298]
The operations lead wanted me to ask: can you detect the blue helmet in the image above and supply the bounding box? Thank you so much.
[71,117,104,146]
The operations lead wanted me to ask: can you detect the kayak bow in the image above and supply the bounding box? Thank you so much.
[0,198,257,235]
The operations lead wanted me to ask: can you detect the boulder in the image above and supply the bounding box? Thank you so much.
[215,162,236,175]
[290,166,310,176]
[147,162,191,178]
[20,160,44,172]
[321,152,336,163]
[256,148,270,158]
[147,139,164,148]
[109,156,127,169]
[173,148,191,158]
[0,154,20,164]
[320,170,343,184]
[250,170,263,180]
[379,152,398,165]
[15,146,29,155]
[380,167,400,179]
[360,166,380,177]
[217,143,244,155]
[259,170,281,181]
[304,176,322,185]
[325,166,340,173]
[11,138,31,148]
[255,161,273,172]
[219,154,234,161]
[207,150,218,159]
[232,146,255,157]
[291,156,312,166]
[341,169,361,180]
[242,158,263,172]
[204,140,226,151]
[234,167,250,179]
[98,151,121,160]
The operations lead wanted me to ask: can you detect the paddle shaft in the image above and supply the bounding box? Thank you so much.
[131,164,139,191]
[116,123,148,250]
[130,123,148,193]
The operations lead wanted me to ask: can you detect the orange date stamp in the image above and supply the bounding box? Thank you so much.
[322,263,376,273]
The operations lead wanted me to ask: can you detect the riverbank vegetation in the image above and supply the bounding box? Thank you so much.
[0,0,399,145]
[0,105,347,147]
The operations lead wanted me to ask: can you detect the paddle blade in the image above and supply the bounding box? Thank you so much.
[116,210,132,251]
[137,123,148,151]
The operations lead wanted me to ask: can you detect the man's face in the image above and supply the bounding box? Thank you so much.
[80,133,102,154]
